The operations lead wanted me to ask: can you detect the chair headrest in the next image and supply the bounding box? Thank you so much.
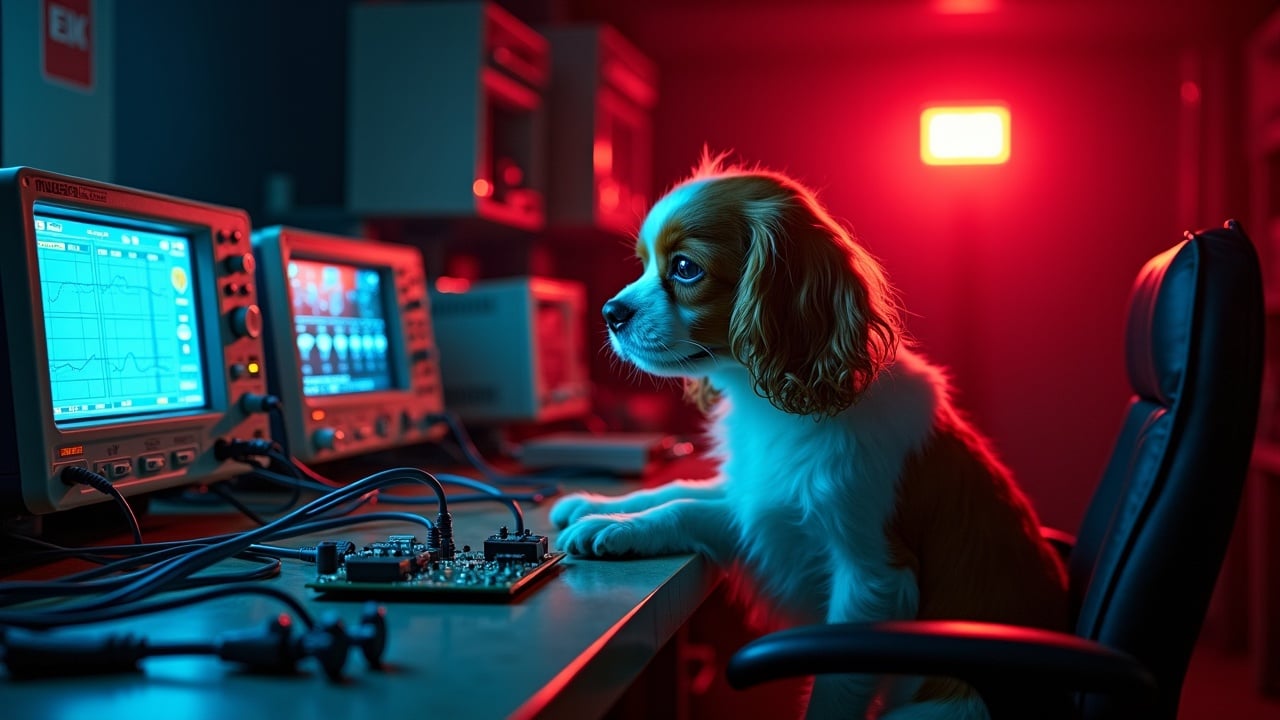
[1125,239,1197,406]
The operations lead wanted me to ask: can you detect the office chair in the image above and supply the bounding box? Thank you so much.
[726,220,1265,719]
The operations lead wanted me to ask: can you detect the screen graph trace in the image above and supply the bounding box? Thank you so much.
[289,258,393,397]
[35,211,208,422]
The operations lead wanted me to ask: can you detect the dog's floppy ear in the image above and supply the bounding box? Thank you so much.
[729,189,899,416]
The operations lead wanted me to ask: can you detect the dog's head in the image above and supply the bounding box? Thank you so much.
[603,153,901,417]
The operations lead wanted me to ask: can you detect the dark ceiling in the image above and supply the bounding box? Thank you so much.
[549,0,1280,59]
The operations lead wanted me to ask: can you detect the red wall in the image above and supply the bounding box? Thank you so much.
[570,3,1255,533]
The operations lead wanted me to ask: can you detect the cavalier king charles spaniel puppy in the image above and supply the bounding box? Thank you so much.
[549,154,1068,720]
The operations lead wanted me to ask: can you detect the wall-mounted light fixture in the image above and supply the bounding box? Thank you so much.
[920,104,1010,165]
[932,0,999,14]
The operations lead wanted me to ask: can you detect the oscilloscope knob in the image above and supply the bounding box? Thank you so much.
[313,427,345,451]
[230,305,263,339]
[224,252,256,275]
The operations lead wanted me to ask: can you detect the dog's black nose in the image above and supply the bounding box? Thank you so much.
[603,300,635,332]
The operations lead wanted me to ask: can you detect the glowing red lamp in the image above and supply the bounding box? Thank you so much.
[921,105,1011,166]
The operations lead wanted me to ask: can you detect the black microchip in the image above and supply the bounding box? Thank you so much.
[344,554,414,582]
[483,533,548,562]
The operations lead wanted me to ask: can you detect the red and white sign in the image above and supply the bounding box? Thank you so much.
[42,0,93,91]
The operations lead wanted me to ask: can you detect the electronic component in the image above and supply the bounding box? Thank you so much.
[0,167,270,515]
[483,526,549,563]
[343,554,422,583]
[306,532,564,601]
[313,539,356,575]
[252,226,445,461]
[429,276,590,423]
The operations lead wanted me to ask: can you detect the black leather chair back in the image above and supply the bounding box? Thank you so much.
[1067,221,1263,719]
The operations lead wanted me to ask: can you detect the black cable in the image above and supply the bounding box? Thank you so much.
[0,583,316,631]
[0,509,432,609]
[244,464,527,535]
[433,410,507,480]
[249,512,434,542]
[1,510,434,571]
[249,544,309,560]
[255,458,372,498]
[0,532,126,570]
[0,514,431,606]
[434,410,515,481]
[66,549,281,588]
[103,467,448,604]
[162,484,302,517]
[33,544,206,583]
[428,411,563,500]
[163,482,304,519]
[4,432,526,621]
[430,473,525,534]
[60,466,143,545]
[268,401,292,461]
[224,431,537,531]
[0,551,282,605]
[0,591,389,684]
[0,467,449,620]
[287,456,347,489]
[230,404,540,520]
[206,481,270,525]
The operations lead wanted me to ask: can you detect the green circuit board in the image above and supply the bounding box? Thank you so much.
[305,533,565,601]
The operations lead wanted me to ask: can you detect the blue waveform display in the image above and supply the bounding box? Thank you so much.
[34,209,209,422]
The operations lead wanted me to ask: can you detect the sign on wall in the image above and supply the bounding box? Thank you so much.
[42,0,93,91]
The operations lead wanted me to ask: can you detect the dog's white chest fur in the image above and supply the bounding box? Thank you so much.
[707,350,943,622]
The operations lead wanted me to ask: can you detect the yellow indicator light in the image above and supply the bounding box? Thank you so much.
[247,361,260,375]
[921,105,1010,165]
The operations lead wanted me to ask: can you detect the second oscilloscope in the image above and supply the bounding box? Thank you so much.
[0,167,271,515]
[252,226,444,462]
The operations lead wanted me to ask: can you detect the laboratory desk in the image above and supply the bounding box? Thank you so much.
[0,458,729,720]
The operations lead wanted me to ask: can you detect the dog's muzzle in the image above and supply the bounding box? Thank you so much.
[603,299,635,334]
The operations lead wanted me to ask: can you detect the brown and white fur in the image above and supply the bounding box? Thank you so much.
[549,155,1068,719]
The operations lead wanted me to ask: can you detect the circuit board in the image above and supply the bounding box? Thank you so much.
[305,532,566,602]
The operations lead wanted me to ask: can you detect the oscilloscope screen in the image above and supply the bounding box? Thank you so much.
[33,204,209,424]
[287,258,394,397]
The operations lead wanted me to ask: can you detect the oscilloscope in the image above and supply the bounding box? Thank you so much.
[429,276,590,423]
[0,167,271,515]
[252,226,444,462]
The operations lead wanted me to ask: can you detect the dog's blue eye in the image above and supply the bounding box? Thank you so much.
[671,256,704,283]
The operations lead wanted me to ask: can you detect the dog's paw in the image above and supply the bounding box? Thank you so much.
[555,514,649,557]
[548,492,609,529]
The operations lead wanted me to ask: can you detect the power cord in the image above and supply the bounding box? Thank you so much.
[0,466,453,625]
[429,410,562,499]
[0,404,545,681]
[215,436,530,536]
[60,466,143,545]
[0,550,282,606]
[0,589,387,682]
[205,482,270,525]
[0,511,434,608]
